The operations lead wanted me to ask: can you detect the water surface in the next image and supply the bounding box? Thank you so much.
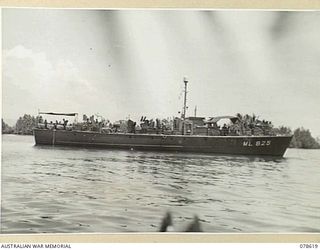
[1,135,319,233]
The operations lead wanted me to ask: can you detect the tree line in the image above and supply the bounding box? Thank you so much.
[2,114,320,149]
[268,126,320,149]
[2,114,40,135]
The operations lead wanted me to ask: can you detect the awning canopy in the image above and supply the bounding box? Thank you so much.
[205,116,239,124]
[39,112,78,116]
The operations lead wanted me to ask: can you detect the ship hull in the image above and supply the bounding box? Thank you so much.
[33,129,292,157]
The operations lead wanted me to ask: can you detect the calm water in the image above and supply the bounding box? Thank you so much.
[1,134,319,233]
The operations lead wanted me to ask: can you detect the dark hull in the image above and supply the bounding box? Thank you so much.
[34,129,292,156]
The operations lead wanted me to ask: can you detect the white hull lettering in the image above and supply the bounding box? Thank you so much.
[243,141,252,147]
[243,140,271,147]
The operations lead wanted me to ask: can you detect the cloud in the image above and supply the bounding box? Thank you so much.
[3,45,54,89]
[2,45,98,118]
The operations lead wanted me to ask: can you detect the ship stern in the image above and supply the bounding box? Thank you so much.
[33,128,54,145]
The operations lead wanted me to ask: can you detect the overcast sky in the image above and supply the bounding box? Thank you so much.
[2,9,320,136]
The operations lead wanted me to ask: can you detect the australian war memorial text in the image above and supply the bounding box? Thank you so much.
[1,244,71,249]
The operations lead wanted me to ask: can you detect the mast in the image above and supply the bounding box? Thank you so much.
[181,76,188,135]
[182,76,188,119]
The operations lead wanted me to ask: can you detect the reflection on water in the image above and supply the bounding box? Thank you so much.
[1,135,320,233]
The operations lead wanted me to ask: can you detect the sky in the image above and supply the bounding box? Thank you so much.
[2,9,320,136]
